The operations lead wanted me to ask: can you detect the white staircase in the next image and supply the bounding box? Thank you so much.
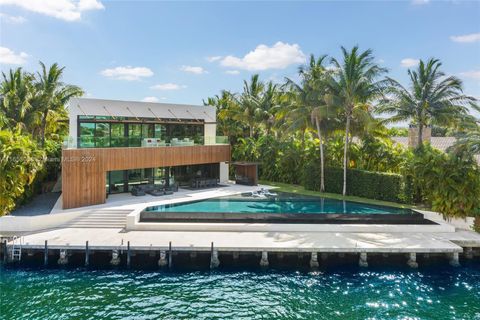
[62,209,131,228]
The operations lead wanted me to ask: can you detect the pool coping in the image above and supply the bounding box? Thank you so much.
[139,211,436,225]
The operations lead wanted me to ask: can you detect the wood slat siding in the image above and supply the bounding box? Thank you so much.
[62,145,231,209]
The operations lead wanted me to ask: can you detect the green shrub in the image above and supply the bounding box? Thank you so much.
[303,163,406,203]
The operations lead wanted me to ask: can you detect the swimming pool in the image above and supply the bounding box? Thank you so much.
[141,192,432,225]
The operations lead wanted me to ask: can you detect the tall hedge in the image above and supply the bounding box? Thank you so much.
[303,163,407,203]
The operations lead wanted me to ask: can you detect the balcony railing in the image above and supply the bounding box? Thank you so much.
[63,136,229,149]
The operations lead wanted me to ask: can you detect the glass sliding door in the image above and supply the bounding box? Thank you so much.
[127,168,153,191]
[109,170,126,194]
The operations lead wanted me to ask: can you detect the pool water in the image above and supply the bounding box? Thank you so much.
[145,192,412,215]
[1,263,479,319]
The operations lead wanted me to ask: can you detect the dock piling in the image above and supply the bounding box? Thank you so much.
[259,251,269,268]
[407,252,418,268]
[44,240,48,266]
[110,249,121,266]
[57,249,68,265]
[465,247,473,259]
[232,251,239,261]
[310,252,319,269]
[168,242,172,269]
[2,240,7,264]
[359,252,368,268]
[85,241,90,267]
[449,252,460,267]
[158,250,168,267]
[210,242,220,269]
[126,241,131,268]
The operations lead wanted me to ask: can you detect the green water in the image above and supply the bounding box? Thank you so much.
[1,263,479,319]
[145,192,412,215]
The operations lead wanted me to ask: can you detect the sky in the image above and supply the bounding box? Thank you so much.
[0,0,479,118]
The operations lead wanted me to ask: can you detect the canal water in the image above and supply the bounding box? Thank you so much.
[1,261,479,319]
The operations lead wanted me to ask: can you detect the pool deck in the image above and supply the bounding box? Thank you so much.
[1,182,480,265]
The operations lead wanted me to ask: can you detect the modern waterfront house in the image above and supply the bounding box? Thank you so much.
[61,98,231,209]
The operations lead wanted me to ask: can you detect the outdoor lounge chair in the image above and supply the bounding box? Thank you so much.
[131,186,146,196]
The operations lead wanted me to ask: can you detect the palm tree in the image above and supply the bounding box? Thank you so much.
[0,68,34,131]
[378,58,477,148]
[327,46,387,196]
[204,90,245,142]
[451,125,480,155]
[234,74,264,137]
[32,62,83,146]
[283,54,333,191]
[257,81,278,135]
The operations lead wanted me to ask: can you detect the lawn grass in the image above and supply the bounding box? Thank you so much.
[259,180,417,209]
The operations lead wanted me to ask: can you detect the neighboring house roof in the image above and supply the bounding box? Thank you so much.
[392,136,480,165]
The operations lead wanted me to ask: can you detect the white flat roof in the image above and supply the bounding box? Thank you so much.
[68,97,216,122]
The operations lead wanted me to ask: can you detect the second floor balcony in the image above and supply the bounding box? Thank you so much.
[63,135,229,149]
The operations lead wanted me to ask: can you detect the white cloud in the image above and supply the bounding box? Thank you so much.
[180,65,207,74]
[100,66,153,81]
[225,70,240,75]
[459,70,480,80]
[400,58,419,68]
[411,0,429,5]
[220,41,306,71]
[207,56,222,62]
[0,0,104,22]
[150,83,186,91]
[0,12,27,24]
[0,46,28,65]
[142,96,168,103]
[450,33,480,43]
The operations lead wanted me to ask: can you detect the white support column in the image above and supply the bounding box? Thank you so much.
[219,162,229,183]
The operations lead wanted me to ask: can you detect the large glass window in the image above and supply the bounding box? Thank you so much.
[95,122,110,147]
[79,122,95,148]
[111,123,125,147]
[155,124,166,140]
[128,124,142,147]
[78,120,204,148]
